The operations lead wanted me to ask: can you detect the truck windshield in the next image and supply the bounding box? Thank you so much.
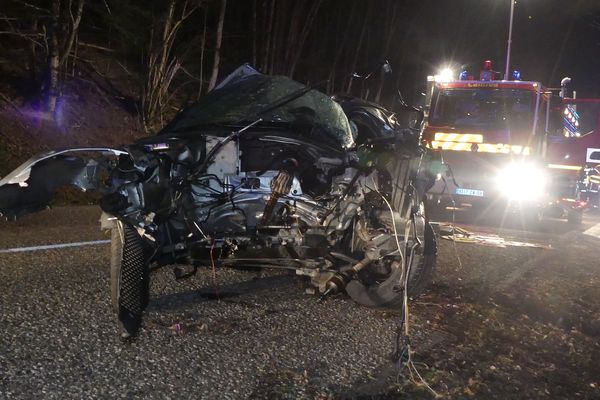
[430,88,535,132]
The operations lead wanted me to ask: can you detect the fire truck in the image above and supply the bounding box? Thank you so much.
[423,61,600,225]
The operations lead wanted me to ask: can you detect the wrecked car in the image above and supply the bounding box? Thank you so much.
[0,66,439,337]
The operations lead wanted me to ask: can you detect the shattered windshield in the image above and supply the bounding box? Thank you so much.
[431,88,535,132]
[161,74,354,149]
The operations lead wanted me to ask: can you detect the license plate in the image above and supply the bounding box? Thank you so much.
[456,188,484,197]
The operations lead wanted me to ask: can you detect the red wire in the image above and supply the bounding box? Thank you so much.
[209,239,220,299]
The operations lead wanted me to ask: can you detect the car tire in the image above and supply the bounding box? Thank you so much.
[523,207,543,229]
[567,210,583,225]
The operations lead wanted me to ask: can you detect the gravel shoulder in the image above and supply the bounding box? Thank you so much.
[1,207,600,399]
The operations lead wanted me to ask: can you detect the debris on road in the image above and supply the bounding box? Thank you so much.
[437,223,552,249]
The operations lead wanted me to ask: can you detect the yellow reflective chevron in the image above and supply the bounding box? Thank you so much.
[430,141,473,151]
[429,132,530,155]
[434,132,483,143]
[430,141,531,155]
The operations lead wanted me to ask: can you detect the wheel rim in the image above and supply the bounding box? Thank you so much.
[356,203,426,288]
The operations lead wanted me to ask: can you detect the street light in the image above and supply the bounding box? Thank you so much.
[504,0,516,80]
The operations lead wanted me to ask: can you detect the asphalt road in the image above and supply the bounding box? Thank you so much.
[1,206,600,399]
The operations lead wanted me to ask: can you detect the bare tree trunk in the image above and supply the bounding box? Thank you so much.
[346,2,371,93]
[327,0,357,93]
[46,0,60,114]
[262,0,275,73]
[29,19,38,83]
[198,7,208,98]
[269,1,283,74]
[144,0,175,130]
[375,0,400,103]
[284,2,303,74]
[288,0,322,77]
[251,0,257,67]
[71,32,78,77]
[143,0,198,131]
[42,0,85,115]
[207,0,227,92]
[59,0,85,66]
[360,26,372,99]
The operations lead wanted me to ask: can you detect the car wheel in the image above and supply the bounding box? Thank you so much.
[523,207,543,229]
[567,210,583,225]
[345,202,437,308]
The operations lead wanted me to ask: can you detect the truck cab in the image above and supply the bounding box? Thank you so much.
[423,72,597,224]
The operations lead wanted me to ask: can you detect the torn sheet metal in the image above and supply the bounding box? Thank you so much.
[0,147,127,186]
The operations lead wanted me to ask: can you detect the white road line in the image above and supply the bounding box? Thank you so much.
[583,222,600,239]
[0,240,111,254]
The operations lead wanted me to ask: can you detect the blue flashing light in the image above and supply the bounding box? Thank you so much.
[459,70,469,81]
[563,105,580,135]
[512,70,521,81]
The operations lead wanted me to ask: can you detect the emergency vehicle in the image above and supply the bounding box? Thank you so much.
[423,61,600,225]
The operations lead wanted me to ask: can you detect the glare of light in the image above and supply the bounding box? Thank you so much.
[564,108,569,115]
[575,120,579,127]
[437,68,455,82]
[496,162,546,201]
[575,132,581,137]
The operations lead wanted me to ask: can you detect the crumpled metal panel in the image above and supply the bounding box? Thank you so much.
[0,148,127,219]
[160,74,355,149]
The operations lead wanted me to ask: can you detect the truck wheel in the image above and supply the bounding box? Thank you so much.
[567,210,583,225]
[345,203,437,308]
[110,222,150,337]
[523,207,543,229]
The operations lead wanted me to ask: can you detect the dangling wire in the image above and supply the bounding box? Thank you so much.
[209,239,220,300]
[370,176,439,398]
[441,163,464,269]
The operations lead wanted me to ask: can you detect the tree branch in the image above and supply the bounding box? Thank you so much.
[59,0,85,66]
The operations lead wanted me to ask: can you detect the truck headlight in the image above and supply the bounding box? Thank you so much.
[496,162,546,201]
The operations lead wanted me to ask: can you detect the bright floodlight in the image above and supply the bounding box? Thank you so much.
[496,162,546,201]
[438,68,455,82]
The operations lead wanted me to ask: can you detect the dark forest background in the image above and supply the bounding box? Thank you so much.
[0,0,599,136]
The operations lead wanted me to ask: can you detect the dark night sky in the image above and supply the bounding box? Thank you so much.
[260,0,600,104]
[409,0,600,96]
[5,0,598,103]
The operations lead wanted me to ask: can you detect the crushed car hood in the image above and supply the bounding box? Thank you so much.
[160,70,355,149]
